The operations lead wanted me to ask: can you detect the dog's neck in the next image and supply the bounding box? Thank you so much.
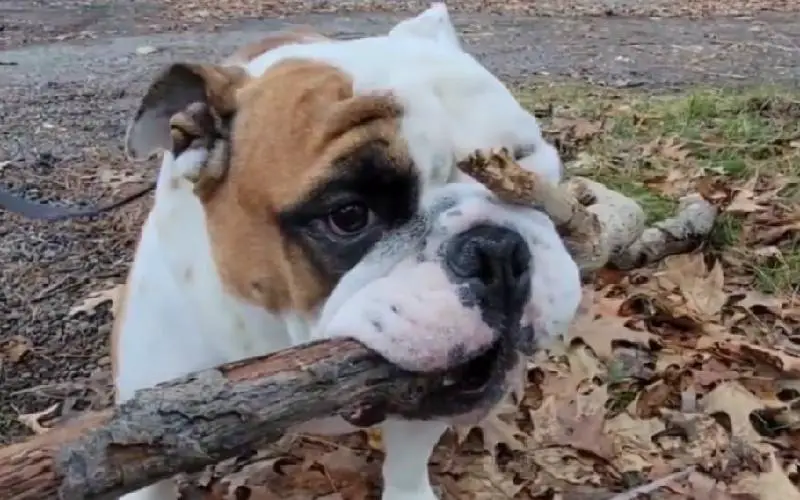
[114,151,312,400]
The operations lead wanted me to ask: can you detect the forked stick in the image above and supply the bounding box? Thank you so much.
[456,148,717,273]
[456,148,612,271]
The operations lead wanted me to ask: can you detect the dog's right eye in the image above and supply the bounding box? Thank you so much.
[327,201,374,236]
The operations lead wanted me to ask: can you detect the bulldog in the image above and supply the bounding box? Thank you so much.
[114,3,582,499]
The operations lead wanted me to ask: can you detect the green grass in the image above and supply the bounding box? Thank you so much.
[515,81,800,295]
[754,250,800,296]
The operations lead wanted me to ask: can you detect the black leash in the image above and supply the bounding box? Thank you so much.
[0,182,156,221]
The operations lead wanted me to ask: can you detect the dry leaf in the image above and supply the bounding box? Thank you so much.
[725,188,767,214]
[659,253,727,321]
[732,290,787,316]
[720,340,800,377]
[604,412,665,472]
[68,284,125,318]
[529,383,613,459]
[753,245,783,258]
[454,392,525,453]
[455,454,525,498]
[550,117,605,141]
[660,137,691,162]
[685,472,734,500]
[729,452,800,500]
[1,335,33,365]
[313,446,369,476]
[749,220,800,245]
[643,136,691,162]
[569,315,654,361]
[566,287,654,360]
[529,447,602,486]
[644,169,694,197]
[566,343,606,381]
[702,381,767,447]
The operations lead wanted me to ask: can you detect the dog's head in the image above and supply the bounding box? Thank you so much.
[124,3,581,421]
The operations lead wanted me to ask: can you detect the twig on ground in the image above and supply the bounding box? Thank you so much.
[607,466,696,500]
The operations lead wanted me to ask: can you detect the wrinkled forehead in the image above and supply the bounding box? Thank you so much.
[425,182,556,233]
[238,34,546,196]
[227,56,414,213]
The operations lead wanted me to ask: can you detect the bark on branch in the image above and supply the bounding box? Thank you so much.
[0,338,450,500]
[457,148,717,274]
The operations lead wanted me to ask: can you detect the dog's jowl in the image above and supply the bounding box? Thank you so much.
[114,3,581,500]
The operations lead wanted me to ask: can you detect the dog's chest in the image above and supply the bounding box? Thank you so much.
[114,178,304,400]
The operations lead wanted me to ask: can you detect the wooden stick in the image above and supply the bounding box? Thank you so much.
[456,149,717,273]
[0,338,449,500]
[456,148,609,271]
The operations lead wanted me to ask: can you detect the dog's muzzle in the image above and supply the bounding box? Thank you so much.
[446,224,531,316]
[316,196,547,421]
[407,224,532,417]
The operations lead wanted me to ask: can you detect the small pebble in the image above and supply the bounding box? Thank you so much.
[135,45,160,56]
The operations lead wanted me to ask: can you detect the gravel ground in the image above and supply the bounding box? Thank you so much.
[1,0,799,445]
[2,0,799,50]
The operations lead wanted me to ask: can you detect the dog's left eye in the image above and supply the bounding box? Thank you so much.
[327,201,374,236]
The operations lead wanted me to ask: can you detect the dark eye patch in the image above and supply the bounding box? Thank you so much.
[283,141,419,226]
[278,140,420,281]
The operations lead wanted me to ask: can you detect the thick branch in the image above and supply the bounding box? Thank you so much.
[0,338,449,500]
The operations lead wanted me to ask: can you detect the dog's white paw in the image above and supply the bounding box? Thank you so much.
[382,484,439,500]
[379,420,446,500]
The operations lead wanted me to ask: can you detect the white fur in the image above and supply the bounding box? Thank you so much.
[115,4,574,500]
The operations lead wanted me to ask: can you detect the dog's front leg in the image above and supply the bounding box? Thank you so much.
[380,419,448,500]
[118,481,174,500]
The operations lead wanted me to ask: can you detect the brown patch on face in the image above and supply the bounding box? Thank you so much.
[224,27,331,66]
[200,59,412,313]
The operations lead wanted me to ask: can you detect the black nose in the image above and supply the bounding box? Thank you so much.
[445,225,531,307]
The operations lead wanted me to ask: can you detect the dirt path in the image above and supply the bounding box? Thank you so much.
[3,11,800,88]
[1,2,799,445]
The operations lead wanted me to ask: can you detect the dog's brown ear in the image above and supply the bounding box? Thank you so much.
[124,63,249,161]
